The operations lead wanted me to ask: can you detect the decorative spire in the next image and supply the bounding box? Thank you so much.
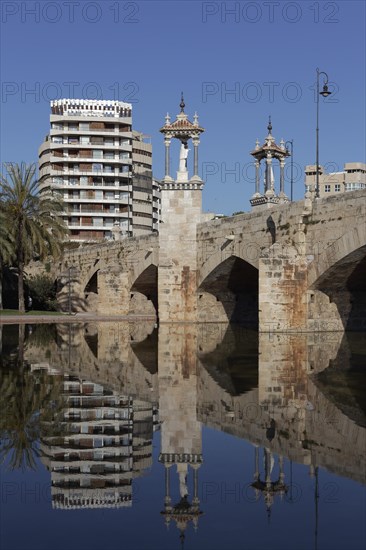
[165,112,171,125]
[267,116,272,135]
[255,138,260,150]
[193,112,198,126]
[180,92,185,113]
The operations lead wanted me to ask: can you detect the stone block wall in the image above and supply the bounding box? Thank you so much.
[158,188,202,322]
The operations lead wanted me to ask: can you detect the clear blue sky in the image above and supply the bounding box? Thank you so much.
[1,0,365,214]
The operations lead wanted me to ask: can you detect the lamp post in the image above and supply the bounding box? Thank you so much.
[127,168,130,237]
[285,139,294,201]
[315,68,332,198]
[127,165,134,237]
[68,266,73,315]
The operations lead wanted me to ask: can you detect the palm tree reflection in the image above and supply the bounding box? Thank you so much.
[0,344,65,471]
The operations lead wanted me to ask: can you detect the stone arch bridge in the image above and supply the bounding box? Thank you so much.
[57,190,366,332]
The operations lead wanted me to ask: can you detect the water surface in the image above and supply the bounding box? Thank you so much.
[0,323,365,550]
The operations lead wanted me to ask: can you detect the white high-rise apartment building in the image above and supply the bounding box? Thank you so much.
[39,99,159,241]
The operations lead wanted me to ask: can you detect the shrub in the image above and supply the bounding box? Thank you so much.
[26,274,58,311]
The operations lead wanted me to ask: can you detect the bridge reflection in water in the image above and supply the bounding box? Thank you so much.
[1,322,365,547]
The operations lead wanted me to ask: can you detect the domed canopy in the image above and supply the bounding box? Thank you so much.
[160,93,204,140]
[250,117,290,161]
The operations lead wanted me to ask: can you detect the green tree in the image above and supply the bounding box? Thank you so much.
[0,209,14,310]
[27,274,58,311]
[0,163,68,312]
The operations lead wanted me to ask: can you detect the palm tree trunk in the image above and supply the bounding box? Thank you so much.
[18,323,25,366]
[18,219,25,313]
[0,255,3,310]
[18,262,25,313]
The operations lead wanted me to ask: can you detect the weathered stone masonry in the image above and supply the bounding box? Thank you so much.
[56,188,366,332]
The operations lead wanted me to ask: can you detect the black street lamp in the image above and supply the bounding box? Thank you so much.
[315,68,332,198]
[127,165,134,237]
[285,139,294,201]
[68,266,73,315]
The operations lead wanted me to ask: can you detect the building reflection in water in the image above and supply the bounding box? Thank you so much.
[10,321,364,540]
[30,362,158,510]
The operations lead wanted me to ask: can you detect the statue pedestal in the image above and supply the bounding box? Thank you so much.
[176,170,189,183]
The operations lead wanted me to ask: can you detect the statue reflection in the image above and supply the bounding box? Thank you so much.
[251,444,287,520]
[158,324,203,543]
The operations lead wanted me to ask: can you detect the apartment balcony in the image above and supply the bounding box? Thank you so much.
[50,114,132,125]
[39,152,51,165]
[57,181,131,192]
[63,197,131,204]
[67,223,128,231]
[48,155,131,164]
[133,203,152,215]
[50,141,132,151]
[50,128,132,137]
[39,141,50,156]
[55,168,131,177]
[67,212,129,218]
[132,216,152,227]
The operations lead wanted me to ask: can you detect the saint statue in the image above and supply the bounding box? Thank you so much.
[179,142,190,172]
[177,463,189,498]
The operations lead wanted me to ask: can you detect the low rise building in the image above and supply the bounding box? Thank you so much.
[305,162,366,198]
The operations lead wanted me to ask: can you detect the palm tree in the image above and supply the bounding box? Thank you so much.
[0,208,14,310]
[0,162,68,312]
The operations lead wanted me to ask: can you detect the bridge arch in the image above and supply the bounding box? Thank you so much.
[198,244,259,290]
[308,224,366,288]
[308,225,366,331]
[130,262,158,316]
[197,255,258,327]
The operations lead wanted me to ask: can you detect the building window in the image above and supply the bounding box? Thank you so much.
[335,184,341,192]
[325,184,331,193]
[79,123,89,130]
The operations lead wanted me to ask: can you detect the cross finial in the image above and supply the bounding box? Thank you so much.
[180,92,185,113]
